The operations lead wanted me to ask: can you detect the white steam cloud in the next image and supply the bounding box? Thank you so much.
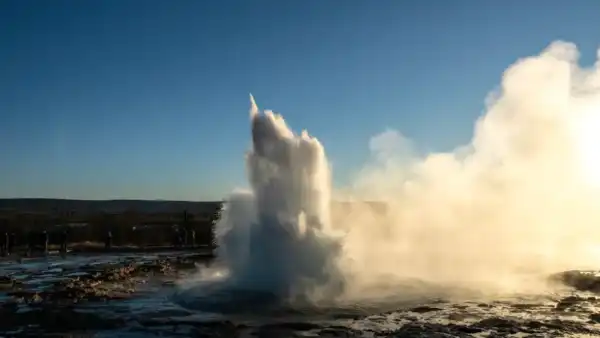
[336,41,600,298]
[183,41,600,308]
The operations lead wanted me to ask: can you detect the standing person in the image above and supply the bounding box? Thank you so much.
[42,230,49,255]
[0,232,7,257]
[132,227,142,249]
[59,229,68,254]
[4,232,10,256]
[9,233,16,254]
[26,231,35,256]
[172,227,180,247]
[190,229,196,247]
[176,228,182,248]
[105,230,113,250]
[182,227,188,248]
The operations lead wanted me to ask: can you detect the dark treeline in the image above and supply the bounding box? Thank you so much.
[0,203,222,252]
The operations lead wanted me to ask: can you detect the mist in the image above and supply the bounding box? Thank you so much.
[336,40,600,299]
[181,41,600,308]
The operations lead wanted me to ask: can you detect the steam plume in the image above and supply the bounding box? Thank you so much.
[186,41,600,307]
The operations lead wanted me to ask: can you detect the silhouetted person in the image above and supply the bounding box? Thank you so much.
[0,232,8,256]
[132,227,142,248]
[26,231,35,256]
[190,230,196,247]
[182,227,188,247]
[9,233,16,254]
[5,232,10,256]
[42,230,49,255]
[171,228,179,247]
[105,231,113,250]
[59,229,68,254]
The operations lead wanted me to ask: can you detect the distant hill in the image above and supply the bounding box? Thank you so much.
[0,198,222,215]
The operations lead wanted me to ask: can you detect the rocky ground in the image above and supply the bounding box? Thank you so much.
[0,252,204,337]
[2,254,600,337]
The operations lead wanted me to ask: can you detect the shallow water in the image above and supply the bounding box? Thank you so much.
[2,252,600,337]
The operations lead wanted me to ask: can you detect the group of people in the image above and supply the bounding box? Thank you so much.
[0,225,203,256]
[102,227,197,249]
[172,226,196,248]
[0,229,69,257]
[0,232,16,256]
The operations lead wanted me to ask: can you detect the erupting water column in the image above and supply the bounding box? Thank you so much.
[213,95,344,304]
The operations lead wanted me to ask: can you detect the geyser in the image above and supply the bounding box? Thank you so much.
[174,95,345,309]
[213,95,344,302]
[178,41,600,312]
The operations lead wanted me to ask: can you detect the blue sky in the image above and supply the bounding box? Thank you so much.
[1,0,599,201]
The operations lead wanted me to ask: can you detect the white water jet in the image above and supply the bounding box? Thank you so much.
[211,95,344,303]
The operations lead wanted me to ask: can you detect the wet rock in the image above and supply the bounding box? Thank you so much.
[451,304,468,310]
[261,322,322,331]
[318,326,359,337]
[0,307,125,333]
[475,317,520,334]
[447,312,472,321]
[142,319,239,337]
[409,306,443,313]
[0,276,14,289]
[511,303,540,310]
[173,257,198,270]
[331,312,364,320]
[7,290,45,304]
[550,270,600,293]
[590,313,600,323]
[555,295,585,311]
[388,322,478,337]
[526,318,600,335]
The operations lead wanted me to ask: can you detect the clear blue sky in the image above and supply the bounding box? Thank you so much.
[1,0,598,201]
